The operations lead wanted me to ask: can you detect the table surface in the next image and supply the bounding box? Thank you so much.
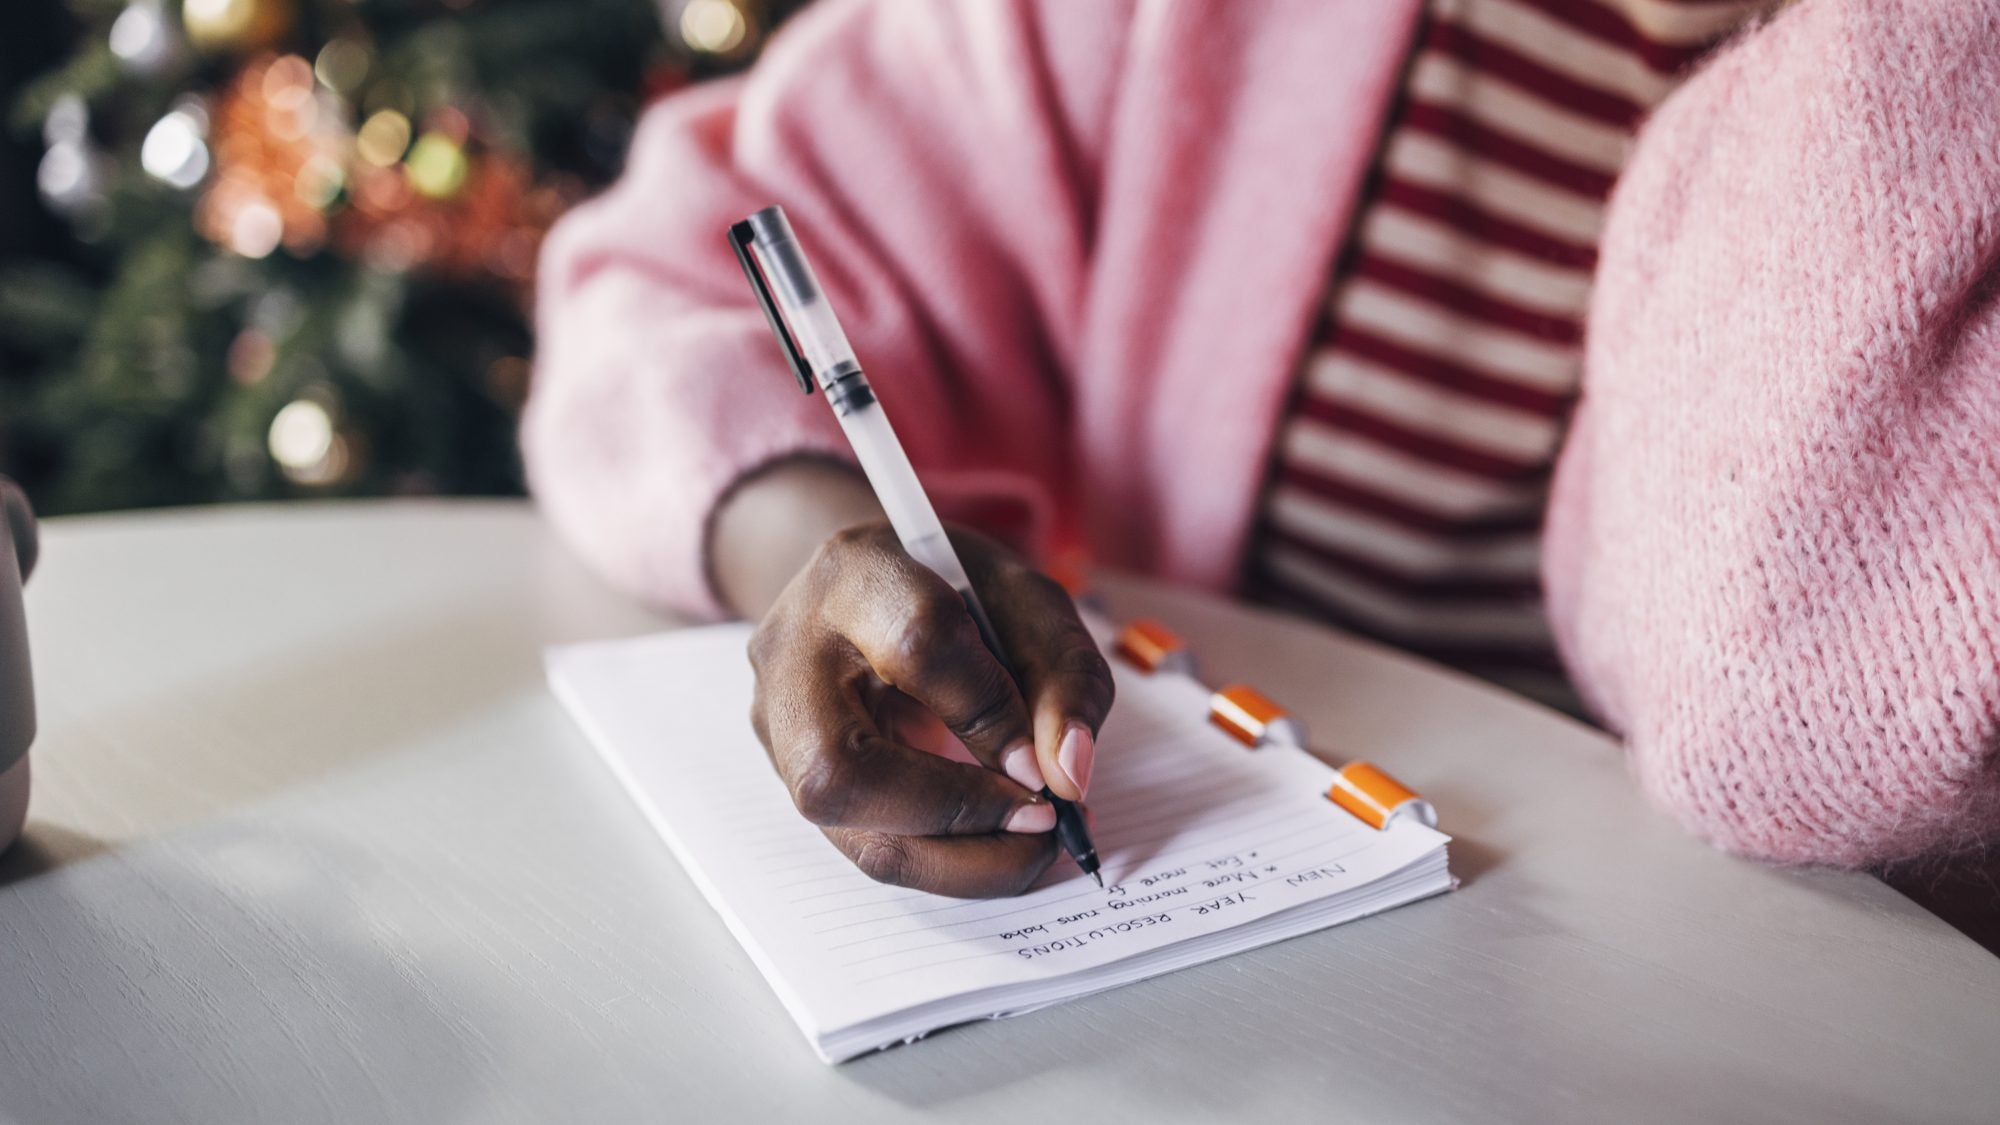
[0,501,1993,1125]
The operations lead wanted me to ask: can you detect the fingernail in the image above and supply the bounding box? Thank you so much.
[1056,724,1094,797]
[1005,802,1057,833]
[1001,740,1046,792]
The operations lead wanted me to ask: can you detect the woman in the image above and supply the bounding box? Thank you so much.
[524,0,2000,911]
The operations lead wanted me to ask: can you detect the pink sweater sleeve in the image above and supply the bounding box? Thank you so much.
[1543,0,2000,867]
[523,0,1125,618]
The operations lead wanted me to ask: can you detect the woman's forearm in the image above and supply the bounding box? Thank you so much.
[1543,0,2000,866]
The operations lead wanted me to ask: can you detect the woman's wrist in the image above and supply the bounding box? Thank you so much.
[709,457,884,620]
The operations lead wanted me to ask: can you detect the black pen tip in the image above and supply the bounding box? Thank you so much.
[1092,870,1104,888]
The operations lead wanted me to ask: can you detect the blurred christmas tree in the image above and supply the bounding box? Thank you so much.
[1,0,802,514]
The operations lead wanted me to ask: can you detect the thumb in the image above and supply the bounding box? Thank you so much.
[1024,637,1114,803]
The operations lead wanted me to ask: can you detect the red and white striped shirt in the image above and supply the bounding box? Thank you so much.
[1243,0,1773,706]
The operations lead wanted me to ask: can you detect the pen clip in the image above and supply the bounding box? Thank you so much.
[729,219,815,394]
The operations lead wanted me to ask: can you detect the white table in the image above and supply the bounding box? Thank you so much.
[0,501,1993,1124]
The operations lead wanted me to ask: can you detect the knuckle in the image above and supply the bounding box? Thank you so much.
[1055,643,1116,713]
[882,592,963,683]
[824,521,893,565]
[851,833,917,888]
[787,751,853,826]
[934,786,982,836]
[823,523,870,558]
[805,532,860,593]
[951,674,1020,745]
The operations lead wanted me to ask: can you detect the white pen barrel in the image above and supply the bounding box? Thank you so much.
[837,400,976,594]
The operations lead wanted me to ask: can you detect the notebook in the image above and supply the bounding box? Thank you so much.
[546,619,1453,1063]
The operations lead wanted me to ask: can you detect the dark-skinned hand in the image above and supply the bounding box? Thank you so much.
[746,522,1113,898]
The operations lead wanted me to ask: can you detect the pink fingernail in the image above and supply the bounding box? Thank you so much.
[1001,741,1046,792]
[1057,725,1094,797]
[1005,802,1056,833]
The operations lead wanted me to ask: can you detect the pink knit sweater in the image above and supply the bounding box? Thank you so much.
[524,0,2000,870]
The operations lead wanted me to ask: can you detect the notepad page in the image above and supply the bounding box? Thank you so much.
[548,623,1450,1061]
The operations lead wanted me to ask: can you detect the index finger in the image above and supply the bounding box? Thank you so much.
[752,649,1053,837]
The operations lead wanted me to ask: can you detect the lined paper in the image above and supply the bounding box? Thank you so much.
[548,621,1450,1061]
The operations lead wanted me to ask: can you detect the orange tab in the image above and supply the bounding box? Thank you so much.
[1113,618,1191,675]
[1327,761,1436,830]
[1207,684,1304,749]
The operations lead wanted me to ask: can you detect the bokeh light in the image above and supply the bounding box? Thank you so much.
[141,107,212,189]
[681,0,750,55]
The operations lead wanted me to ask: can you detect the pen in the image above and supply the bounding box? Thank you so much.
[729,205,1103,888]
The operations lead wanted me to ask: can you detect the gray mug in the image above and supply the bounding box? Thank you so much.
[0,481,34,778]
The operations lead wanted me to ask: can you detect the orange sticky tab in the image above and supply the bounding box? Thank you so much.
[1113,618,1192,675]
[1327,761,1436,830]
[1207,684,1305,749]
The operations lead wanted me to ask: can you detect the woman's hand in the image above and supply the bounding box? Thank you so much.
[738,513,1112,898]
